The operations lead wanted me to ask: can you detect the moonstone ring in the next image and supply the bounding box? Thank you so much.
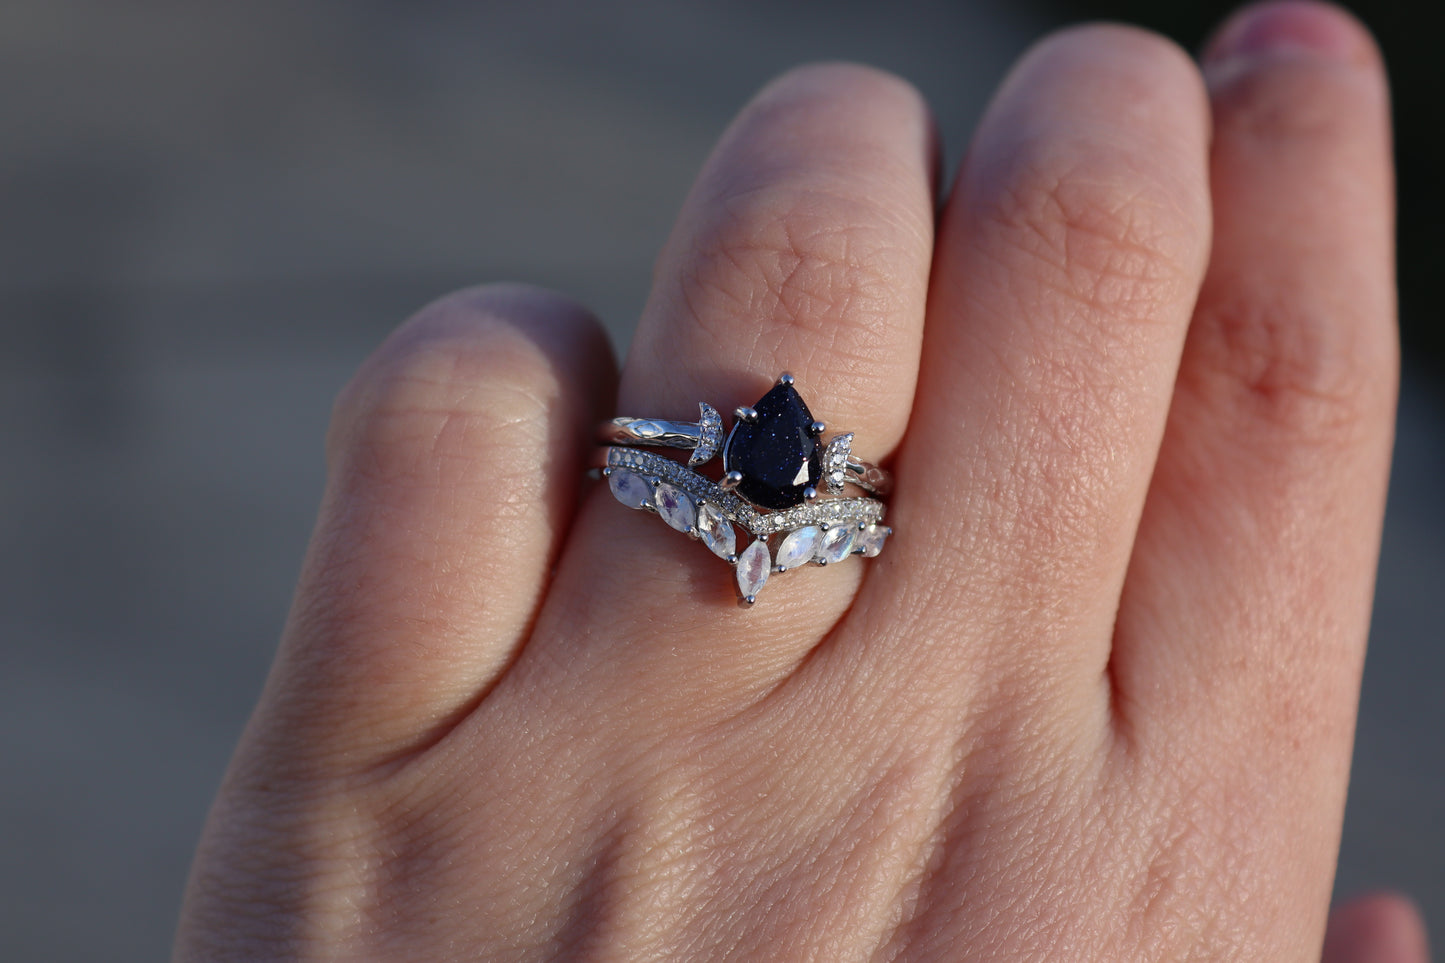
[598,374,891,604]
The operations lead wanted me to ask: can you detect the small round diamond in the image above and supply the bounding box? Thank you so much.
[654,483,697,533]
[608,470,652,510]
[816,525,856,565]
[775,526,821,571]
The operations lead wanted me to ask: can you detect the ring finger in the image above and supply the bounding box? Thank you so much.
[530,63,938,691]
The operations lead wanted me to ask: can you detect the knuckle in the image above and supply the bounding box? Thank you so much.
[328,285,584,490]
[1186,287,1396,441]
[980,151,1203,328]
[675,182,925,371]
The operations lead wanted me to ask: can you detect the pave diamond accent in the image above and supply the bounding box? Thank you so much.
[696,502,736,560]
[608,469,653,510]
[606,448,884,537]
[817,525,856,564]
[736,539,770,602]
[776,526,821,572]
[654,483,696,533]
[821,432,854,496]
[689,403,724,467]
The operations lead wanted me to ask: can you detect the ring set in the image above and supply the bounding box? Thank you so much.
[599,374,892,604]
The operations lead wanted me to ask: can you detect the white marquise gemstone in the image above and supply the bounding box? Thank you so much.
[775,526,821,571]
[654,482,696,533]
[857,524,890,557]
[696,502,736,560]
[736,539,771,601]
[608,470,652,510]
[816,525,856,564]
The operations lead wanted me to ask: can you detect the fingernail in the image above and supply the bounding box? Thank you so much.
[1204,1,1369,69]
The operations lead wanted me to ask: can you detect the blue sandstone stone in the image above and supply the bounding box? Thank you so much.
[723,383,822,510]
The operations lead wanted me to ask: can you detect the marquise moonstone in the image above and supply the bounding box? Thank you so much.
[696,502,736,560]
[816,525,856,564]
[775,526,821,571]
[856,524,890,557]
[735,539,771,601]
[654,483,697,533]
[722,383,822,510]
[608,470,652,510]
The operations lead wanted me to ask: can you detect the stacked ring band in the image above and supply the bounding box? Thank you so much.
[598,373,892,604]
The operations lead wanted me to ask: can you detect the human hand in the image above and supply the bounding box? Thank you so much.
[175,2,1424,960]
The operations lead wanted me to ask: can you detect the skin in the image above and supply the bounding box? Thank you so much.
[174,2,1428,960]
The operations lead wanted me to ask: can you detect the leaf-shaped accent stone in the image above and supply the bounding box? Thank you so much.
[696,501,736,560]
[816,525,856,565]
[654,482,696,533]
[735,539,771,602]
[775,526,821,571]
[608,470,652,510]
[856,524,891,557]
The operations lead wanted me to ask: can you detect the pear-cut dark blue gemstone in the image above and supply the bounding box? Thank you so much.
[722,383,822,510]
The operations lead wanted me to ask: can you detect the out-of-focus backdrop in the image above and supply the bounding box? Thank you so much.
[1,2,1439,960]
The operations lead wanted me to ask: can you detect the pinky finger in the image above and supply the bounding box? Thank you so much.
[1323,893,1430,963]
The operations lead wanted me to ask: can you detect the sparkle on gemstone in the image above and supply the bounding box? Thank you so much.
[775,526,821,571]
[654,482,697,533]
[722,382,823,510]
[856,524,890,557]
[816,525,856,564]
[736,538,771,601]
[608,470,652,510]
[696,502,736,560]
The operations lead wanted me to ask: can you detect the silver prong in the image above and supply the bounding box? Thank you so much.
[601,466,612,477]
[774,564,787,573]
[803,486,818,502]
[719,470,743,491]
[778,372,794,386]
[742,595,757,606]
[734,406,758,423]
[857,521,867,531]
[726,554,738,565]
[809,420,826,435]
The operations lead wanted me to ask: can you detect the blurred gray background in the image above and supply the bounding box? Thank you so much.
[1,2,1439,960]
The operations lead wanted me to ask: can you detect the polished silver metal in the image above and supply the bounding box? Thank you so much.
[778,372,794,385]
[845,457,892,496]
[719,470,743,491]
[602,417,703,449]
[809,420,826,436]
[734,405,758,423]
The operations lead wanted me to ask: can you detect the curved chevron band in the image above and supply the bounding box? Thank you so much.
[597,374,892,605]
